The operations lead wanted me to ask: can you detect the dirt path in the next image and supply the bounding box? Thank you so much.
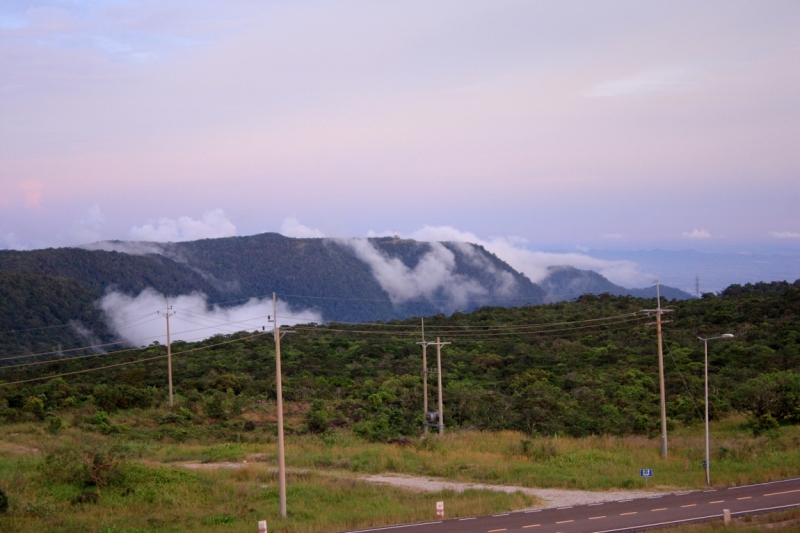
[176,461,665,509]
[361,474,665,509]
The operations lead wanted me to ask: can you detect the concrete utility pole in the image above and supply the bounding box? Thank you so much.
[427,337,451,435]
[271,293,292,519]
[643,281,673,459]
[416,318,430,436]
[158,305,176,407]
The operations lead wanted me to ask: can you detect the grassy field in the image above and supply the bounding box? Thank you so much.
[282,418,800,491]
[1,409,800,532]
[0,444,535,533]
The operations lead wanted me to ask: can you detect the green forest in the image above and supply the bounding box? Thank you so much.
[1,280,799,440]
[0,235,546,341]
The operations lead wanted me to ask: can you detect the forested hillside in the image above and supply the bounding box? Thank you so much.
[0,272,113,356]
[0,234,550,355]
[2,280,798,440]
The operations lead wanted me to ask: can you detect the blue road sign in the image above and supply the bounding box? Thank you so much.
[640,469,653,477]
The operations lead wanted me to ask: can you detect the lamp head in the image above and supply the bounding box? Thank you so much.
[722,334,734,338]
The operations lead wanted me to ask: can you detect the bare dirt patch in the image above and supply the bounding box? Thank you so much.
[361,474,664,508]
[0,442,39,455]
[181,461,252,470]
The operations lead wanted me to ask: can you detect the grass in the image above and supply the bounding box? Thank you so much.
[2,410,800,532]
[0,453,536,533]
[284,418,800,491]
[653,506,800,532]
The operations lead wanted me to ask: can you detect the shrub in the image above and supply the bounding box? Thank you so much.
[353,417,393,442]
[0,487,8,514]
[47,416,63,434]
[209,374,243,394]
[751,414,780,436]
[95,385,153,412]
[0,407,20,423]
[87,410,129,434]
[305,400,330,434]
[42,443,129,488]
[24,396,46,420]
[71,491,99,505]
[204,391,230,419]
[158,413,184,425]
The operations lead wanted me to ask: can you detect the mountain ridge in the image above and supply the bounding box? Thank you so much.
[0,233,692,355]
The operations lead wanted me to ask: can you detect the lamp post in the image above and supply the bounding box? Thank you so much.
[697,333,734,487]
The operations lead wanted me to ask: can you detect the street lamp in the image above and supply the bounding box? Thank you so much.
[697,333,734,487]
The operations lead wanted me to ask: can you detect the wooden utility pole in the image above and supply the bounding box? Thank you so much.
[416,318,429,436]
[159,305,176,407]
[644,281,673,459]
[271,293,291,519]
[427,337,451,435]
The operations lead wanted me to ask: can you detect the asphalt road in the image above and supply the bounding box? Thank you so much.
[346,477,800,533]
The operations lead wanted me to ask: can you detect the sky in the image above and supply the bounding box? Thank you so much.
[1,1,799,291]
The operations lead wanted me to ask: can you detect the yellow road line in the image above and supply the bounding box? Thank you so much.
[556,520,574,524]
[765,489,800,497]
[589,516,606,520]
[488,529,507,532]
[737,496,752,500]
[710,500,725,504]
[522,525,540,529]
[621,512,637,516]
[652,508,668,511]
[681,504,696,508]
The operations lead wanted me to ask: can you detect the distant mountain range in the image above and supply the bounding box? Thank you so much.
[538,265,693,303]
[0,233,692,355]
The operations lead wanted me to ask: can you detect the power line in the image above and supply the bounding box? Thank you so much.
[309,311,644,330]
[0,312,274,363]
[0,309,158,336]
[0,330,272,388]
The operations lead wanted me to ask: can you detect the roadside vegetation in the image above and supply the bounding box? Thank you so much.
[1,281,799,531]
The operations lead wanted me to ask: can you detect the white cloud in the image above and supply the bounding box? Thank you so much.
[98,288,322,345]
[72,204,105,244]
[342,238,489,309]
[585,66,696,98]
[366,229,395,238]
[0,231,24,250]
[129,209,236,242]
[769,231,800,239]
[406,225,651,287]
[684,228,711,239]
[280,218,324,238]
[81,241,166,256]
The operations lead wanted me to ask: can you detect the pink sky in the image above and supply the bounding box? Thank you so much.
[1,1,798,254]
